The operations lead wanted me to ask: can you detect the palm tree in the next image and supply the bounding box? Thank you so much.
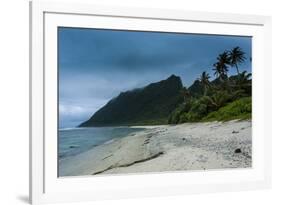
[181,87,190,102]
[203,90,231,111]
[198,71,211,95]
[212,62,221,78]
[212,51,230,80]
[229,47,246,75]
[234,71,252,95]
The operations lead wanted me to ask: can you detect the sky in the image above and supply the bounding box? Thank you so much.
[58,27,252,128]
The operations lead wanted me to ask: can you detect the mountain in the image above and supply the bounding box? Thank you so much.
[79,75,184,127]
[187,79,204,97]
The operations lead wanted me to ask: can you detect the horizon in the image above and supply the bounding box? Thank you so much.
[59,27,252,128]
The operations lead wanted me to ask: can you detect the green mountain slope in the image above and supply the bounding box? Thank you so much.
[79,75,184,127]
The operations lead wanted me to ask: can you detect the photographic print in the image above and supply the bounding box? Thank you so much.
[58,28,252,177]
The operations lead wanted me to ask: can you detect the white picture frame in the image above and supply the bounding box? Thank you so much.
[30,1,272,204]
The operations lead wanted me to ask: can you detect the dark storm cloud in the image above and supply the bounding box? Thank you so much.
[59,28,251,73]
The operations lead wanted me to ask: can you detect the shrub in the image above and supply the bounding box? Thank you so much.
[178,100,208,122]
[202,97,251,121]
[168,98,194,124]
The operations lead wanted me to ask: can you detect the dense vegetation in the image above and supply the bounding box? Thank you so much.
[168,46,252,124]
[79,75,184,127]
[202,97,251,121]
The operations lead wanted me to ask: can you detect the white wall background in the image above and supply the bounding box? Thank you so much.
[0,0,279,204]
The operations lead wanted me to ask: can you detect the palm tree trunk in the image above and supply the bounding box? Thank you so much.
[204,85,207,96]
[235,63,240,74]
[219,74,223,82]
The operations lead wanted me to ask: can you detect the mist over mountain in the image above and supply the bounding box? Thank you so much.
[79,75,184,127]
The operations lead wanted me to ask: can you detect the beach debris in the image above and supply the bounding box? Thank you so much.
[59,154,65,158]
[232,130,239,134]
[143,136,152,145]
[92,151,164,175]
[102,154,114,160]
[147,134,153,138]
[234,148,242,153]
[242,152,251,159]
[69,145,79,149]
[143,139,150,145]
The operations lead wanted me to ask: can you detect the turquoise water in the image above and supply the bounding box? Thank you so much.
[58,127,145,160]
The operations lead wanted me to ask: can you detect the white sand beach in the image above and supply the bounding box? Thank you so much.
[59,120,252,176]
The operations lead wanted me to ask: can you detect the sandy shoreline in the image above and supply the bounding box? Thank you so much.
[59,120,252,177]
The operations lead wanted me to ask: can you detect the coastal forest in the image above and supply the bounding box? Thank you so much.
[79,46,251,127]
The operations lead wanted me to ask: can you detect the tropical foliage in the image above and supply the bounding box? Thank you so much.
[198,71,211,96]
[202,97,251,121]
[229,46,246,74]
[213,51,230,80]
[168,46,251,124]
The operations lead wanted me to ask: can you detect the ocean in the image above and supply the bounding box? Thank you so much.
[58,127,145,160]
